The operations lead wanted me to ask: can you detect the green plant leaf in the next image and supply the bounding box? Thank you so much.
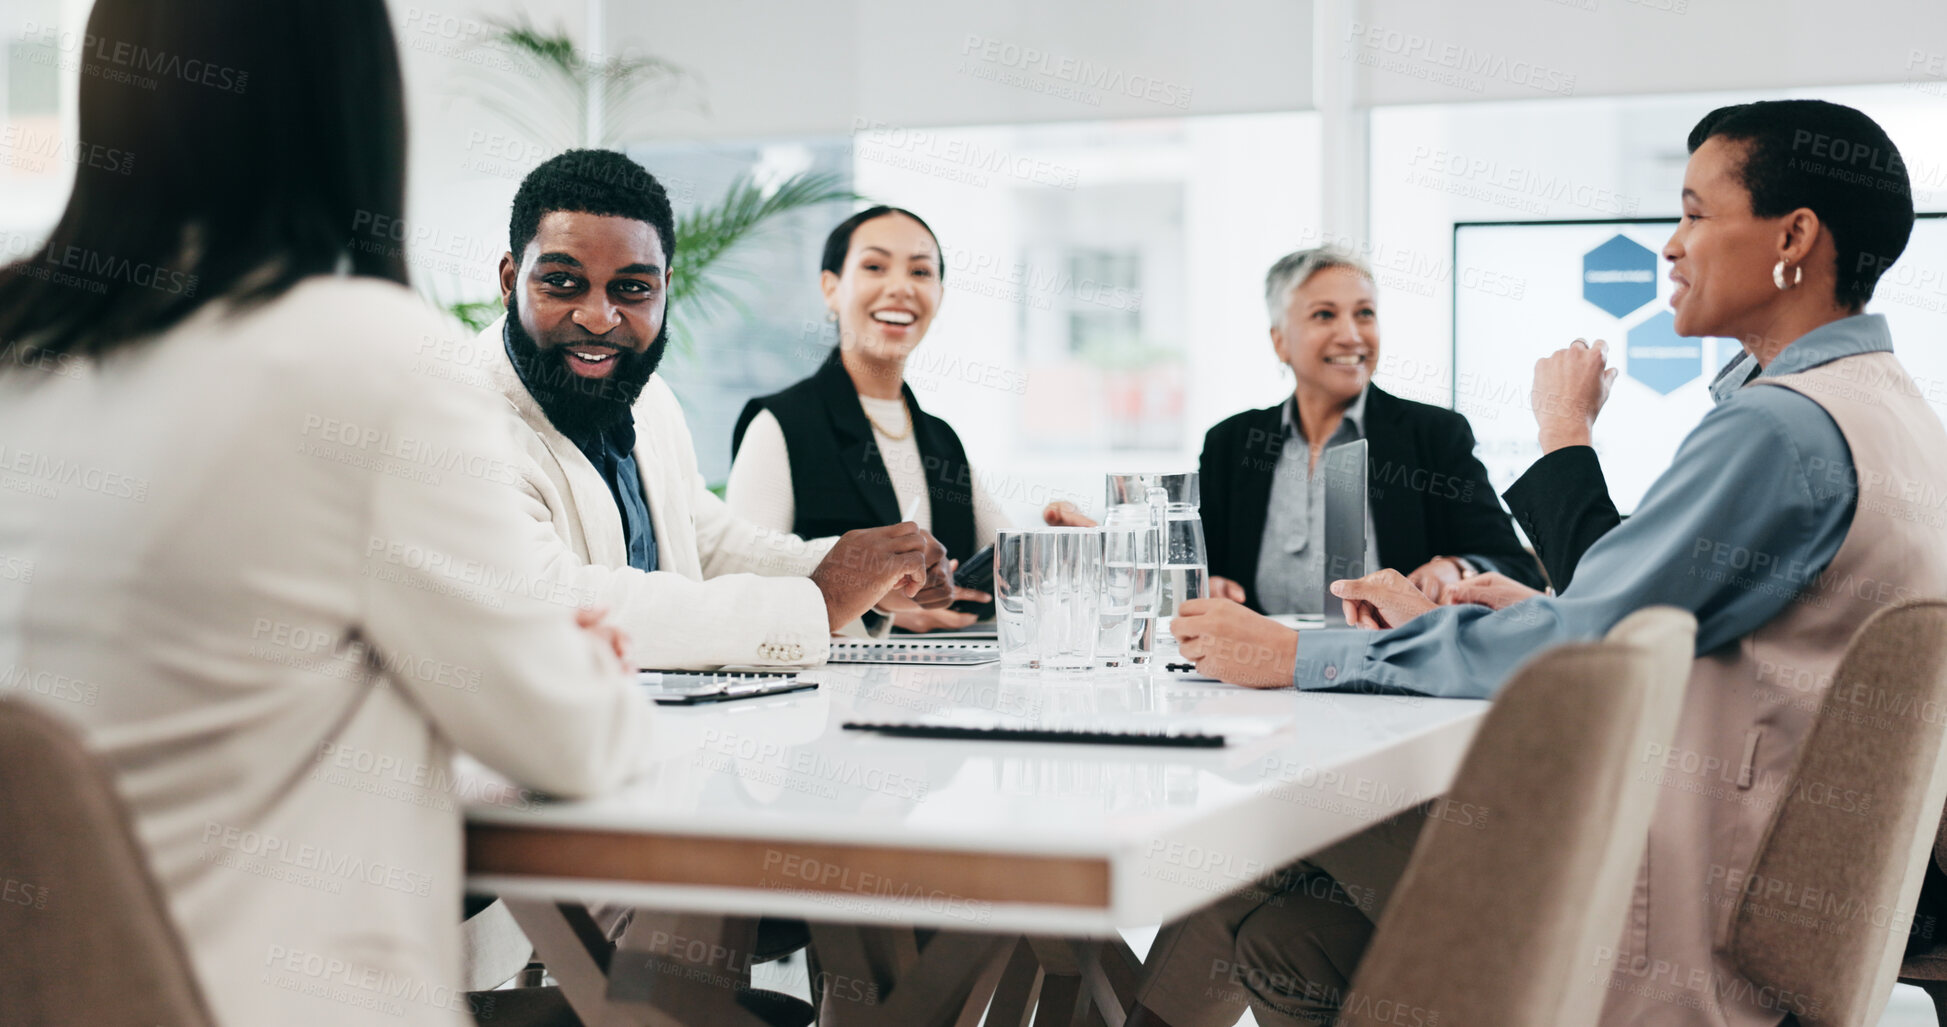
[434,19,849,355]
[666,171,856,352]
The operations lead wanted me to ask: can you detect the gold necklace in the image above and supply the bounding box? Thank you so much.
[861,402,912,442]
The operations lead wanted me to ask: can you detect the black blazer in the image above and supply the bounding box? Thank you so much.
[1500,445,1622,592]
[731,349,979,563]
[1200,385,1544,613]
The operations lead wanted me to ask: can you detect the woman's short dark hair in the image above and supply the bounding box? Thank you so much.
[0,0,409,365]
[508,150,676,264]
[820,206,944,282]
[1687,100,1913,309]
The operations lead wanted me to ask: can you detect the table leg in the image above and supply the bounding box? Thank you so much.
[808,923,1015,1027]
[1079,937,1144,1027]
[984,939,1044,1027]
[503,900,775,1027]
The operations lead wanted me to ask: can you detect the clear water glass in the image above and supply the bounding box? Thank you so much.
[994,530,1034,667]
[1102,508,1163,665]
[1027,527,1102,671]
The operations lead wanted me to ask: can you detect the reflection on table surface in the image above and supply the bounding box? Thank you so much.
[466,658,1487,859]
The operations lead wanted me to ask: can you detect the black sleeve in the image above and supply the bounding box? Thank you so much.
[1500,445,1622,593]
[1427,415,1548,590]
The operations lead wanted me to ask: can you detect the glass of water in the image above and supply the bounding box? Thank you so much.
[1027,527,1102,671]
[1104,473,1207,643]
[995,530,1034,667]
[1101,509,1163,665]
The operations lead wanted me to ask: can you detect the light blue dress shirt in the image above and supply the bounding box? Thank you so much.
[1293,314,1888,697]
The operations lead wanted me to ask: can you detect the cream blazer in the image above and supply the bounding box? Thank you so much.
[471,318,833,669]
[0,278,658,1027]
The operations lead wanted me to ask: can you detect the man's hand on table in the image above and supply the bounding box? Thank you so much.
[811,523,951,631]
[1440,571,1545,611]
[1169,598,1297,688]
[876,558,991,632]
[1532,338,1619,454]
[1330,569,1438,630]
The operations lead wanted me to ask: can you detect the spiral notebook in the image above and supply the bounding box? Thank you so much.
[826,639,999,665]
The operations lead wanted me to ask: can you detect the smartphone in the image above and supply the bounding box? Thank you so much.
[953,543,996,591]
[637,670,818,705]
[950,543,997,617]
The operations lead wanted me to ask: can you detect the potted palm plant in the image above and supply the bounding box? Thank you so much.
[438,17,853,348]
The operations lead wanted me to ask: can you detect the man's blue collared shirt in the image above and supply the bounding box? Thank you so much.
[1293,314,1888,696]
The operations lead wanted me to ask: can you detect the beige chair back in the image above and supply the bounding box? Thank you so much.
[1729,599,1947,1027]
[1338,606,1696,1027]
[0,699,215,1026]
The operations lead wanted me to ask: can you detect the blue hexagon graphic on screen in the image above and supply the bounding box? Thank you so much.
[1626,311,1702,395]
[1583,235,1659,318]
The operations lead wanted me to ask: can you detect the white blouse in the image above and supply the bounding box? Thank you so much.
[725,398,1008,550]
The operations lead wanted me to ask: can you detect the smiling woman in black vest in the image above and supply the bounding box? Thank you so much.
[1199,246,1545,615]
[728,206,1005,631]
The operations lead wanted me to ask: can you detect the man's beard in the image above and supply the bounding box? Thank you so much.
[503,295,666,439]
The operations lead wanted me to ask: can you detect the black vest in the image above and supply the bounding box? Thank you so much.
[732,350,979,562]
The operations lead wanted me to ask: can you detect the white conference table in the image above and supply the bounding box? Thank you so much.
[464,657,1487,1026]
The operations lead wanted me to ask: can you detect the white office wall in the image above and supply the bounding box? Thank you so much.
[1349,0,1947,106]
[602,0,1314,139]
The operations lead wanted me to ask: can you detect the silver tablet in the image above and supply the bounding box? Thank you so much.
[1320,439,1369,628]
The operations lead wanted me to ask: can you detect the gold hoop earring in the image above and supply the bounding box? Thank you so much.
[1772,260,1802,291]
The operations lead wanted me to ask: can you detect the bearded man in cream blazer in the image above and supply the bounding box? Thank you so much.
[455,150,951,672]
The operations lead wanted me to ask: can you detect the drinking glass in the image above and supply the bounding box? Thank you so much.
[1026,527,1102,671]
[994,530,1034,667]
[1101,509,1163,665]
[1104,472,1207,643]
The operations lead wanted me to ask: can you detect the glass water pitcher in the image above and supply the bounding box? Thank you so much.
[1104,472,1209,649]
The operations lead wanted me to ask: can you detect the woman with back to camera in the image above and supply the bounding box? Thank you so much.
[727,206,1003,631]
[1194,246,1543,616]
[0,2,652,1024]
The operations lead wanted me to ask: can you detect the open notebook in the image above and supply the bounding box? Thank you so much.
[844,707,1293,748]
[827,638,999,666]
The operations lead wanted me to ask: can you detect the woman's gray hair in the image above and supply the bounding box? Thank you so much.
[1263,246,1374,328]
